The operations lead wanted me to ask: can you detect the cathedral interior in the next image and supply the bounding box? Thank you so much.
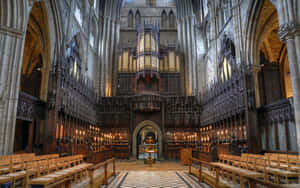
[0,0,300,187]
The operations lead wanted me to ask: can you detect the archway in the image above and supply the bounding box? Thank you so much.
[15,1,52,154]
[244,0,293,107]
[136,126,158,160]
[244,0,297,152]
[132,120,163,160]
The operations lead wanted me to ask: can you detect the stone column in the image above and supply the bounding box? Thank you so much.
[252,65,262,108]
[176,0,197,96]
[0,0,32,155]
[276,0,300,152]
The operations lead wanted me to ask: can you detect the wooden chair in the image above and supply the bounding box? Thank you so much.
[0,159,10,175]
[0,176,13,188]
[265,155,299,184]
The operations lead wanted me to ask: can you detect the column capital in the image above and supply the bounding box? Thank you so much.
[278,22,300,41]
[251,64,263,73]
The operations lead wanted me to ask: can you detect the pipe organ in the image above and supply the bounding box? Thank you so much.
[136,24,159,72]
[117,24,181,95]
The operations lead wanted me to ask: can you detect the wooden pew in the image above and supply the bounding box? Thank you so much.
[0,176,13,188]
[211,162,263,188]
[28,155,92,188]
[189,157,232,188]
[264,154,299,184]
[29,175,72,188]
[0,154,86,188]
[214,155,264,188]
[88,158,116,188]
[219,154,240,167]
[227,153,300,186]
[0,159,10,175]
[2,171,26,188]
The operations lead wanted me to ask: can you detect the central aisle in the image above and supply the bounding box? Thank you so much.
[104,161,211,188]
[120,171,188,187]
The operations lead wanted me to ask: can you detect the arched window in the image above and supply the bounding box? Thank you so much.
[135,10,141,26]
[219,37,235,82]
[75,0,84,26]
[93,0,97,10]
[75,5,82,26]
[128,10,134,28]
[220,57,231,82]
[161,10,167,28]
[90,18,97,47]
[169,11,175,28]
[67,35,82,80]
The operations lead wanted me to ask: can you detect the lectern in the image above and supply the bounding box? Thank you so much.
[180,148,192,165]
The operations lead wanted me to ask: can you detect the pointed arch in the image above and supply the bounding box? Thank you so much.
[169,10,175,28]
[21,2,52,101]
[135,10,141,26]
[128,10,134,27]
[161,10,167,28]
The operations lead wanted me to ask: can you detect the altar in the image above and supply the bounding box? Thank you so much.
[138,144,158,160]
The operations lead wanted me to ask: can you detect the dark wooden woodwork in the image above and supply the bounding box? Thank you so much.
[17,91,46,121]
[258,52,284,105]
[15,32,297,158]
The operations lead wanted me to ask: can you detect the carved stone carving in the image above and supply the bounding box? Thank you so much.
[278,23,300,41]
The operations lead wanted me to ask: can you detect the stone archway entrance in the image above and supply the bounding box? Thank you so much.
[132,120,163,160]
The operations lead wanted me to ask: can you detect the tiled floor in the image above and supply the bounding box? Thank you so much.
[120,171,189,188]
[105,160,211,188]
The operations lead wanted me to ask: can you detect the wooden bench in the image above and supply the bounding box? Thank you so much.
[265,153,300,171]
[264,154,300,184]
[240,154,266,172]
[2,171,26,188]
[0,154,59,176]
[0,154,35,161]
[211,162,263,188]
[219,154,240,167]
[0,154,88,188]
[0,176,13,188]
[0,160,10,175]
[28,156,93,188]
[225,153,300,186]
[29,176,72,188]
[88,158,116,188]
[189,157,232,188]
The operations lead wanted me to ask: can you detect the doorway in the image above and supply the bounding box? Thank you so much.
[132,120,163,160]
[137,125,158,160]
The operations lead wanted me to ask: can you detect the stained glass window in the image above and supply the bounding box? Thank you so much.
[74,5,82,26]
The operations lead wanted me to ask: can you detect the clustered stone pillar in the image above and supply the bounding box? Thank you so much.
[276,0,300,152]
[0,0,33,155]
[98,0,121,97]
[176,0,198,96]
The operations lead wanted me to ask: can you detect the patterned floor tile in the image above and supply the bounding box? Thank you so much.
[119,171,189,188]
